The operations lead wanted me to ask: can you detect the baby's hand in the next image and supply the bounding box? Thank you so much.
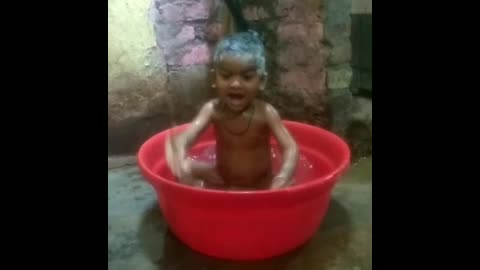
[189,161,225,186]
[270,176,292,190]
[165,135,191,179]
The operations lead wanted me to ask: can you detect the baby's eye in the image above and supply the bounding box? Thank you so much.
[243,73,255,80]
[220,73,231,79]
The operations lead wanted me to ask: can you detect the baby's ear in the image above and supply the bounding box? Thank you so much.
[208,66,216,89]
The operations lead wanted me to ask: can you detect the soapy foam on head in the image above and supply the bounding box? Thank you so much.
[213,31,267,78]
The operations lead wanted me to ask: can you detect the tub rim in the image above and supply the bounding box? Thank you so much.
[137,120,351,197]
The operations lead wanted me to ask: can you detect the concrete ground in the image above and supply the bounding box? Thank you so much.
[108,157,372,270]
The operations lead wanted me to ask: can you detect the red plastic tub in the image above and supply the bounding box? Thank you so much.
[137,120,350,260]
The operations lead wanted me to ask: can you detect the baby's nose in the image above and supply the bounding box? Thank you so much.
[230,79,240,88]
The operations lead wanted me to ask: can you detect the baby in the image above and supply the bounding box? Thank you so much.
[166,31,299,190]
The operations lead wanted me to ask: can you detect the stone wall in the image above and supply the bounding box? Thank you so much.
[351,0,372,94]
[108,0,169,154]
[108,0,217,154]
[152,0,218,125]
[325,0,372,159]
[241,0,329,127]
[324,0,353,135]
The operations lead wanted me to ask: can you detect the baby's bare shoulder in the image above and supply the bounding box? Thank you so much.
[254,99,269,111]
[191,99,218,121]
[255,100,278,116]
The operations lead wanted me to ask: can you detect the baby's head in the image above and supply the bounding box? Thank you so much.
[212,31,267,112]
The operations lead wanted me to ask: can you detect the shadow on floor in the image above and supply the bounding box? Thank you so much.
[138,198,352,270]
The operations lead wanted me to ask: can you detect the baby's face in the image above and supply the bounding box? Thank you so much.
[215,55,263,112]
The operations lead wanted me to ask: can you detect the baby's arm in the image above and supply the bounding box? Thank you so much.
[265,104,299,189]
[165,101,216,181]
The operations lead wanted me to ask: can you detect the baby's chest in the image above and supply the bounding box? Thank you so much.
[214,121,270,146]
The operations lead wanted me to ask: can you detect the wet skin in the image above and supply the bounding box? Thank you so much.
[165,56,298,190]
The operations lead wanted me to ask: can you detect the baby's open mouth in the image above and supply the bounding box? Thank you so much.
[227,93,245,100]
[226,93,246,108]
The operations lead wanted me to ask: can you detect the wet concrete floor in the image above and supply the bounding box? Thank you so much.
[108,157,372,270]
